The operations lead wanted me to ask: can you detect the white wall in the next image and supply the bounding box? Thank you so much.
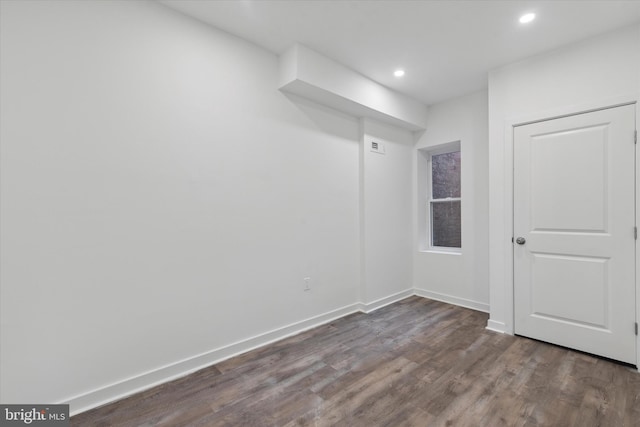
[361,120,414,306]
[413,91,489,311]
[488,24,640,333]
[12,0,637,414]
[0,0,363,410]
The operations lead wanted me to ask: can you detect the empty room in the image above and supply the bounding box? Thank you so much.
[1,0,640,425]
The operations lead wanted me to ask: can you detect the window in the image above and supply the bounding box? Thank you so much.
[417,141,461,253]
[429,150,461,249]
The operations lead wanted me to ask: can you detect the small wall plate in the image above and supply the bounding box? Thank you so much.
[370,140,385,154]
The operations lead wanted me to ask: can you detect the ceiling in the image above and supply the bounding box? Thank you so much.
[160,1,640,106]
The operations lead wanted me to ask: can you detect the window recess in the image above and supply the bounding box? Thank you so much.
[418,141,461,253]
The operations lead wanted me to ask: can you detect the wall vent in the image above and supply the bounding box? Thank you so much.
[370,141,385,154]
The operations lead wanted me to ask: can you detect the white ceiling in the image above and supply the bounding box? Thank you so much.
[160,1,640,106]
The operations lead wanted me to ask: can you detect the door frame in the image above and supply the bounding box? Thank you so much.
[500,95,639,369]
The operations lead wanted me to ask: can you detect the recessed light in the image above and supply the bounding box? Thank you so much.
[519,13,536,24]
[394,69,405,77]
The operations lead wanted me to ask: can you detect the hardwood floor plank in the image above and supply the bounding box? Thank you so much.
[315,356,418,426]
[71,296,640,427]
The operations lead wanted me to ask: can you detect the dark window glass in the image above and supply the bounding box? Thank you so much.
[432,151,461,199]
[431,201,461,248]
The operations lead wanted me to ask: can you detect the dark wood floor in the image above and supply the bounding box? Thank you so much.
[71,296,640,426]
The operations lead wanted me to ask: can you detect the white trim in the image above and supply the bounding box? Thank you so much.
[424,141,461,156]
[486,319,507,334]
[504,95,639,130]
[64,302,361,416]
[419,249,462,256]
[635,93,640,371]
[414,288,489,313]
[360,289,414,313]
[430,198,462,203]
[504,120,515,335]
[64,288,491,417]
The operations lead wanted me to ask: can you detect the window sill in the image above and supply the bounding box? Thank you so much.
[419,249,462,256]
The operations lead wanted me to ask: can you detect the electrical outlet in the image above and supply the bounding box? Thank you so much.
[303,277,311,291]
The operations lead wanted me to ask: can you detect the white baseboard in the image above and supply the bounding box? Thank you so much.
[414,288,489,313]
[65,287,490,416]
[65,302,361,416]
[360,289,414,313]
[486,319,507,334]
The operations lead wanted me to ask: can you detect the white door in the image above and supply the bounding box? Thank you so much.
[514,104,637,364]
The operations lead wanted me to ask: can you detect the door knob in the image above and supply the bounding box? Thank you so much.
[515,237,526,245]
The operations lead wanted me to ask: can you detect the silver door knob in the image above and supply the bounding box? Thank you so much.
[516,237,526,245]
